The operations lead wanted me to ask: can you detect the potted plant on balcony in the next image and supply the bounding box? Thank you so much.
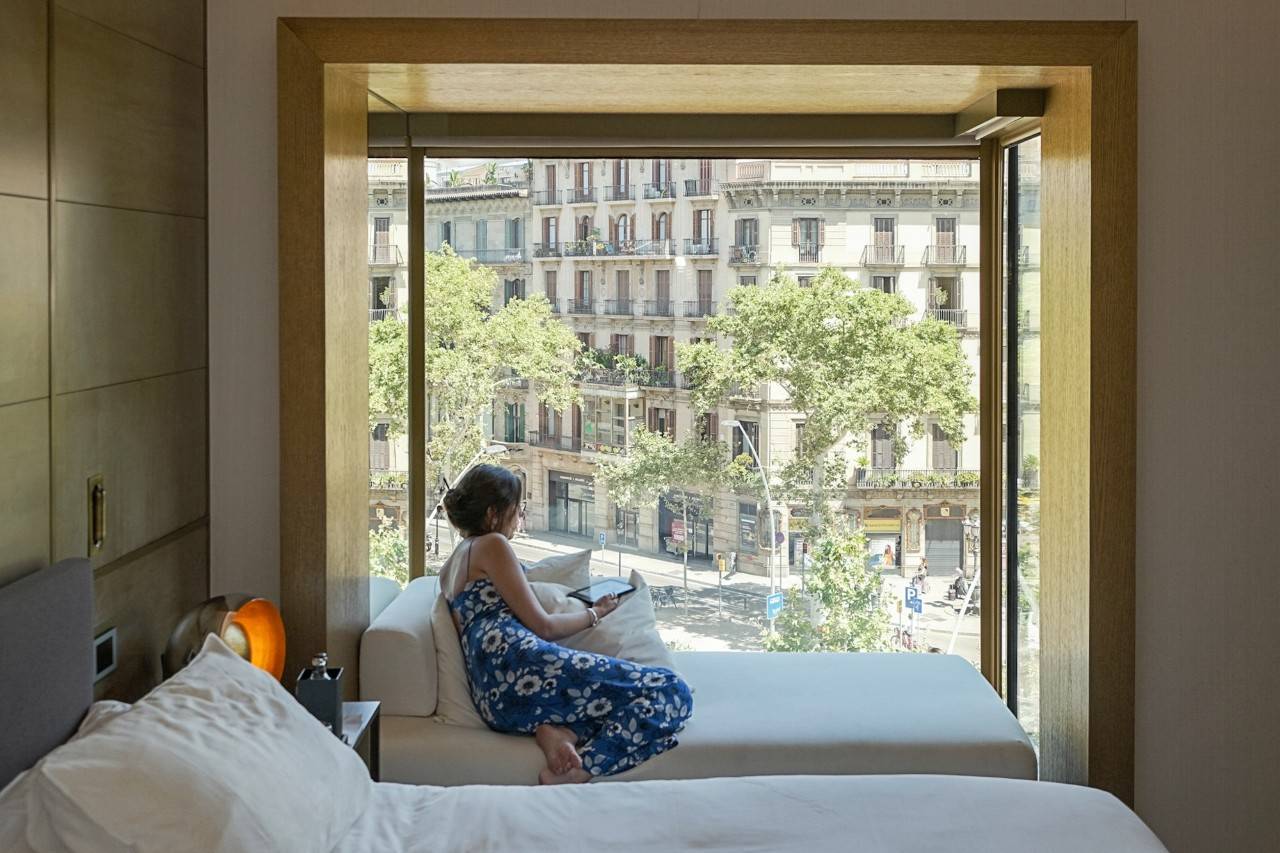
[855,454,870,484]
[588,226,605,256]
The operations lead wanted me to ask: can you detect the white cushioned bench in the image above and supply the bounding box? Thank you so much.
[361,577,1037,786]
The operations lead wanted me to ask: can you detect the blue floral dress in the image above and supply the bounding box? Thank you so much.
[447,550,693,778]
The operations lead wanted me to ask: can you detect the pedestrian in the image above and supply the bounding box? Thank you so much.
[883,543,895,573]
[915,558,929,594]
[516,499,528,536]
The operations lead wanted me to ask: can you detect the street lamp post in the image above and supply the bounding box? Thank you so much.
[723,419,779,605]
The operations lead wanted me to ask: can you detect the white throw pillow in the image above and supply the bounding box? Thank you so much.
[534,571,680,673]
[26,635,371,853]
[432,549,592,728]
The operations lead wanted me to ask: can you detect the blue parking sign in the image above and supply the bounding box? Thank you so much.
[905,586,923,614]
[766,592,784,620]
[598,532,607,549]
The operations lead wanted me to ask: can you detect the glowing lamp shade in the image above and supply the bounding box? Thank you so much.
[163,595,286,680]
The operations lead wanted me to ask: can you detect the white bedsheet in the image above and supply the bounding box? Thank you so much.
[335,775,1168,853]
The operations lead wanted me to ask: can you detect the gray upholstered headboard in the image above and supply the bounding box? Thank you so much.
[0,558,93,789]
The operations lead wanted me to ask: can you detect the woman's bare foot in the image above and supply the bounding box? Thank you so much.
[538,767,592,785]
[534,724,582,776]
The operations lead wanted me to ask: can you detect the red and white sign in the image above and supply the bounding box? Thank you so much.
[670,520,687,543]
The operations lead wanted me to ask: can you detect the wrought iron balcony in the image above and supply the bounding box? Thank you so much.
[634,238,675,256]
[546,298,561,314]
[533,242,561,258]
[643,299,675,317]
[797,242,822,263]
[861,244,906,266]
[527,432,582,453]
[603,299,634,316]
[642,368,677,389]
[684,178,717,197]
[467,247,526,263]
[683,237,719,256]
[533,189,560,205]
[568,299,597,315]
[922,245,968,266]
[853,468,981,489]
[368,308,401,323]
[925,308,970,329]
[683,300,717,318]
[729,244,763,265]
[563,239,640,258]
[603,184,634,202]
[498,372,530,390]
[369,244,403,265]
[566,187,597,204]
[580,367,632,387]
[642,181,677,200]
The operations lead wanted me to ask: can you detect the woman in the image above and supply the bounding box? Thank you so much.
[439,464,693,784]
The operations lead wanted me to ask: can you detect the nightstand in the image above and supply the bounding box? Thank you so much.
[341,701,381,781]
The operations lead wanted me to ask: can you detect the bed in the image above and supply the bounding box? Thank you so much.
[0,560,1168,853]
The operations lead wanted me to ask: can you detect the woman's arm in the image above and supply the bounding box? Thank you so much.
[470,534,615,641]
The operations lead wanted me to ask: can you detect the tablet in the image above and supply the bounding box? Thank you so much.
[568,578,637,605]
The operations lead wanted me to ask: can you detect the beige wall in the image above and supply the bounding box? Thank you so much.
[207,2,1280,851]
[0,0,208,701]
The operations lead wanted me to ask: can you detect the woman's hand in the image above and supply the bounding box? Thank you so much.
[591,593,621,619]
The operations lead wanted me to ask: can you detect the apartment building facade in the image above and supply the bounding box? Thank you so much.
[367,157,985,578]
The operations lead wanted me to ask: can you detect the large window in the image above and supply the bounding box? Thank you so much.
[373,155,984,669]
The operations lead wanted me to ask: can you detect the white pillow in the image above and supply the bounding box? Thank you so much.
[26,635,371,853]
[534,571,680,673]
[432,549,592,728]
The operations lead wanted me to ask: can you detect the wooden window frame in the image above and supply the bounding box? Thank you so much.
[278,17,1135,802]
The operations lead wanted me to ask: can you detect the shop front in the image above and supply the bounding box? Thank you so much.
[864,506,903,575]
[658,493,712,561]
[924,503,966,575]
[547,470,595,540]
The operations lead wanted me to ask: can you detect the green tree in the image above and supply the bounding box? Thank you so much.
[680,266,976,521]
[368,246,581,488]
[764,526,889,652]
[483,161,498,184]
[369,514,409,586]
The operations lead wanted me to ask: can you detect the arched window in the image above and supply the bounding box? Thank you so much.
[617,213,630,242]
[656,212,669,240]
[577,215,592,240]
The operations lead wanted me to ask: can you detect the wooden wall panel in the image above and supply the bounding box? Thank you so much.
[93,524,209,701]
[52,370,208,569]
[53,9,205,217]
[277,24,369,696]
[0,0,47,199]
[0,196,49,407]
[56,0,206,68]
[0,400,50,587]
[54,204,207,394]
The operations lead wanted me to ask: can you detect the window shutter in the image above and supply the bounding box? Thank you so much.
[651,213,657,240]
[609,215,616,242]
[648,407,656,432]
[710,208,716,239]
[791,219,800,246]
[817,219,825,246]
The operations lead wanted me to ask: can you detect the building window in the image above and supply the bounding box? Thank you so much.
[503,402,526,443]
[654,211,669,241]
[610,333,633,356]
[544,270,558,305]
[542,216,557,246]
[731,420,759,467]
[576,160,591,190]
[503,278,525,305]
[739,501,759,553]
[931,423,960,470]
[872,275,896,294]
[871,424,894,469]
[577,331,593,349]
[738,275,757,287]
[440,220,452,247]
[508,217,523,249]
[370,276,394,310]
[475,219,488,252]
[792,216,822,262]
[735,217,758,246]
[650,335,674,370]
[696,411,719,442]
[648,406,676,440]
[797,275,814,287]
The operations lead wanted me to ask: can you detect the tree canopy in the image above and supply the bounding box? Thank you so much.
[368,246,581,485]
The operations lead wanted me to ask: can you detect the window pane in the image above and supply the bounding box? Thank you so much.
[367,157,409,586]
[1003,137,1042,745]
[398,157,982,664]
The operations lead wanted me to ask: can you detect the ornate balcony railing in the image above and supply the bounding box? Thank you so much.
[925,308,970,329]
[643,299,675,317]
[368,308,401,323]
[369,244,402,265]
[580,368,632,387]
[797,242,821,263]
[527,432,582,453]
[642,368,677,388]
[861,244,906,265]
[603,299,634,316]
[533,189,560,205]
[922,245,968,266]
[683,300,717,318]
[566,187,597,204]
[603,184,634,202]
[853,468,980,489]
[729,244,763,265]
[684,178,716,196]
[634,238,675,256]
[466,247,526,263]
[642,181,677,200]
[533,242,561,258]
[568,299,597,315]
[683,237,719,256]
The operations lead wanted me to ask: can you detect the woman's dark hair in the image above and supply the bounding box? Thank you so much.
[442,464,523,536]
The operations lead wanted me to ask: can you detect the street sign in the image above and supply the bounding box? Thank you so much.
[905,585,923,614]
[598,532,607,549]
[774,531,785,546]
[671,520,686,543]
[766,591,784,620]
